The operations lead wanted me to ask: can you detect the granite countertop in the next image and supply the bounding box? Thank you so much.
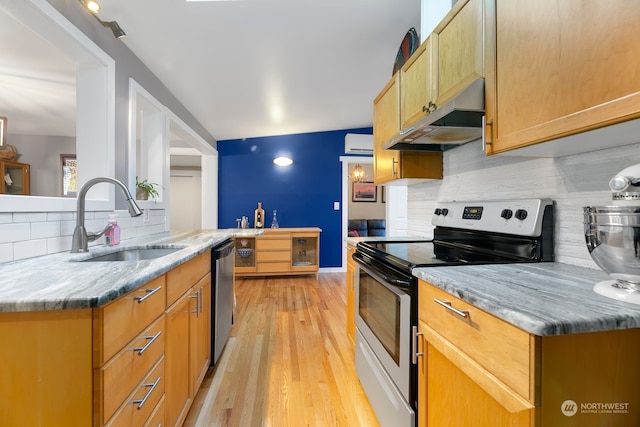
[413,263,640,336]
[0,229,262,313]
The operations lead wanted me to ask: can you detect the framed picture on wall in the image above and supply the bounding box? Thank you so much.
[61,154,77,197]
[352,182,377,202]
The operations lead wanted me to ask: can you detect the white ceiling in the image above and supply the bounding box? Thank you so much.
[1,0,421,142]
[100,0,421,141]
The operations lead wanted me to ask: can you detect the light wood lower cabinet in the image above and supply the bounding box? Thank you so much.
[0,250,212,427]
[165,252,212,427]
[0,309,93,426]
[235,228,322,278]
[418,279,640,427]
[345,243,357,346]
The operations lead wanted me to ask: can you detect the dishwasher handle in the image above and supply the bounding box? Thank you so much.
[213,239,235,259]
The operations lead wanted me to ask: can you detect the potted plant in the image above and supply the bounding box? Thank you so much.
[135,176,159,200]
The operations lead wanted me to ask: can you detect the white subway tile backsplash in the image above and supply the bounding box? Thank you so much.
[0,223,31,244]
[13,212,47,223]
[0,208,167,263]
[408,139,640,269]
[47,212,75,221]
[31,222,61,239]
[0,244,12,263]
[47,236,70,254]
[14,239,47,261]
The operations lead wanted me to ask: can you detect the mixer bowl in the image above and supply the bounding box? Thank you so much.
[584,206,640,290]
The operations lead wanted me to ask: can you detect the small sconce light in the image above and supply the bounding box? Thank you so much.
[79,0,126,39]
[350,163,367,182]
[273,156,293,167]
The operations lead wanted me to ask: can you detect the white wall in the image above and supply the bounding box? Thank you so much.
[406,139,640,270]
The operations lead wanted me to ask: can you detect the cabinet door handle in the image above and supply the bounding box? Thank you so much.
[132,331,162,355]
[190,290,200,317]
[199,288,204,314]
[412,325,423,365]
[134,286,162,303]
[132,376,161,410]
[428,101,437,113]
[433,298,469,319]
[483,115,494,154]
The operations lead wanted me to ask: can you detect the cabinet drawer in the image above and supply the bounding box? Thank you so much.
[143,394,165,427]
[95,275,166,365]
[167,251,211,306]
[257,262,290,273]
[419,281,532,400]
[257,250,290,262]
[97,316,165,424]
[257,238,291,251]
[105,357,164,427]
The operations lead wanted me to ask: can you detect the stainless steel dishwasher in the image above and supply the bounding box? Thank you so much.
[211,238,235,365]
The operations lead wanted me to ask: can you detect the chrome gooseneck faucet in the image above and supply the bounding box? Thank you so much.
[71,177,143,253]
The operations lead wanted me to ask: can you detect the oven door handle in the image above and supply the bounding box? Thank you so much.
[353,251,412,289]
[382,276,411,287]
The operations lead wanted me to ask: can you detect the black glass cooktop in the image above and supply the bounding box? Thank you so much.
[359,239,527,272]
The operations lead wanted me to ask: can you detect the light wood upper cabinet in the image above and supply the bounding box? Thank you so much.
[432,0,484,108]
[484,0,640,154]
[373,75,443,185]
[400,38,434,130]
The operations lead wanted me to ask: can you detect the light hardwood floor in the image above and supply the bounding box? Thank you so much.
[183,273,380,427]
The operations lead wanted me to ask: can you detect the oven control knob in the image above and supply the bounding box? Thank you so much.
[500,209,513,219]
[441,208,449,216]
[434,208,442,215]
[515,209,528,220]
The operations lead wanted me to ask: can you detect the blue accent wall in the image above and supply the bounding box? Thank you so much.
[217,127,372,268]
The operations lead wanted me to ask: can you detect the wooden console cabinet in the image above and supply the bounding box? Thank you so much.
[235,228,321,279]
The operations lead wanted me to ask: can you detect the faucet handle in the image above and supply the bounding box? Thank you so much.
[87,223,114,242]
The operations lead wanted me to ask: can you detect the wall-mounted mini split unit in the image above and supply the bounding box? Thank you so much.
[344,133,374,155]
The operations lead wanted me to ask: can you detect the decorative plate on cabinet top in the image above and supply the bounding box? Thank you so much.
[392,27,419,76]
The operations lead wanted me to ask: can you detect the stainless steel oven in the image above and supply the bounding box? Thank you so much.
[355,259,415,427]
[353,199,554,427]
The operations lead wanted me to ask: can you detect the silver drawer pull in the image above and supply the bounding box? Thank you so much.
[434,298,469,319]
[132,331,162,355]
[134,286,162,303]
[132,376,161,410]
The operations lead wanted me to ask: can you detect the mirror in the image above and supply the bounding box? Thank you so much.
[0,0,115,212]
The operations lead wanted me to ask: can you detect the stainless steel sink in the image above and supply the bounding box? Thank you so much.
[79,247,181,262]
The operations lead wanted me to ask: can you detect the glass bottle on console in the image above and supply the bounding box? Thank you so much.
[254,202,265,229]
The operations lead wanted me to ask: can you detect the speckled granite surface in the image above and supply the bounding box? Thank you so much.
[413,263,640,336]
[0,229,262,312]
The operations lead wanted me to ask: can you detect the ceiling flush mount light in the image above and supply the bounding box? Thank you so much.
[273,156,293,167]
[79,0,126,39]
[350,163,367,182]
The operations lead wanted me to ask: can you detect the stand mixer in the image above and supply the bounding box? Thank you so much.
[584,163,640,305]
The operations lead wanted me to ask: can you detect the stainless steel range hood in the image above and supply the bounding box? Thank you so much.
[383,78,485,151]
